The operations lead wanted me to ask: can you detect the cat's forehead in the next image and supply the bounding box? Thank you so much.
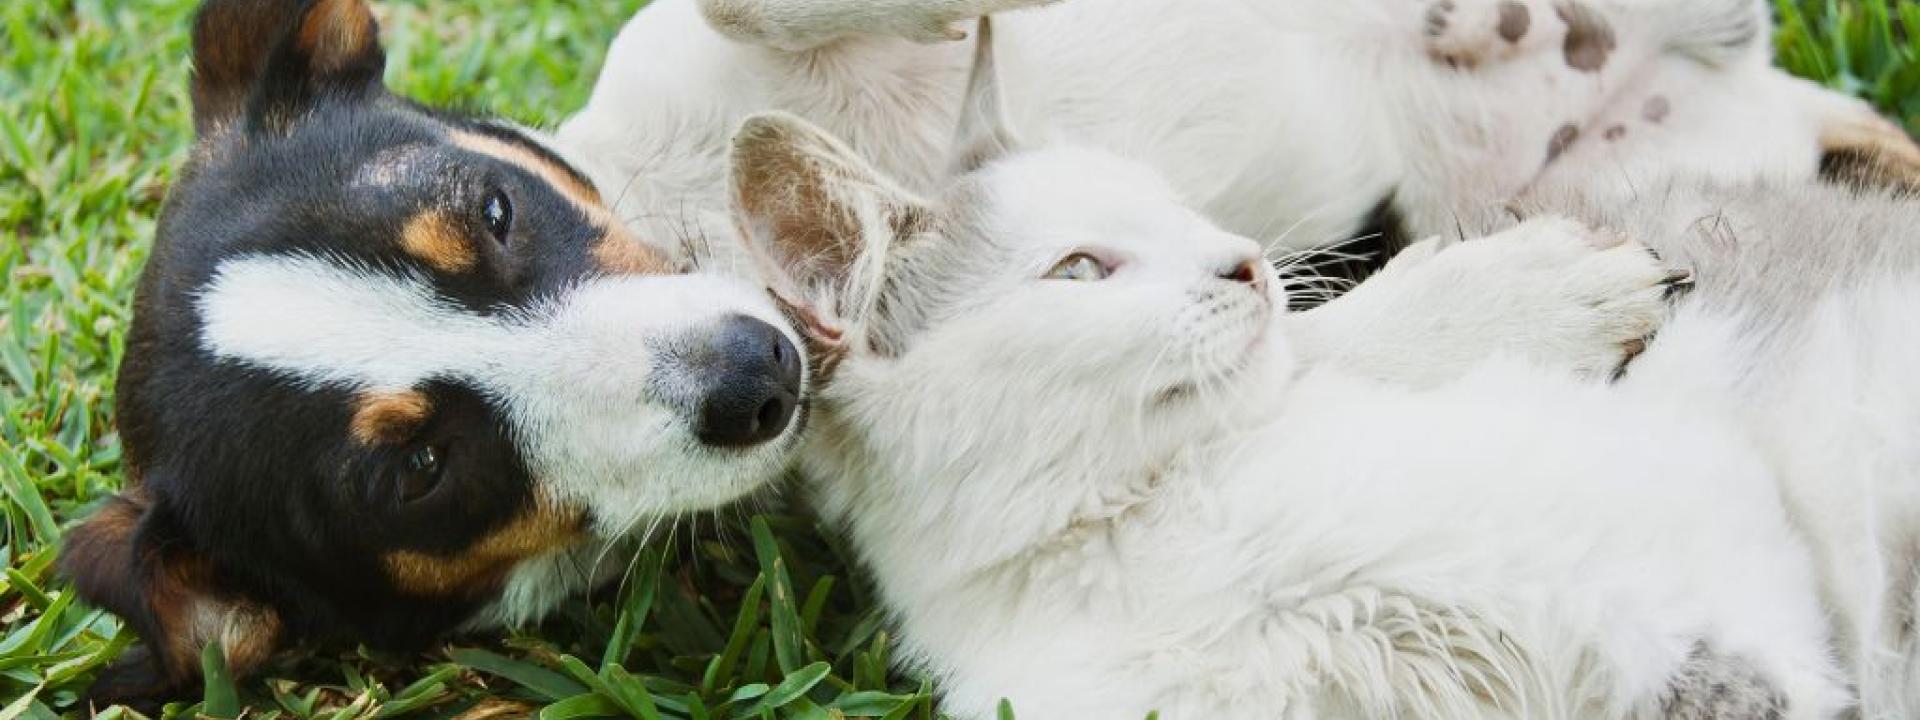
[966,147,1195,243]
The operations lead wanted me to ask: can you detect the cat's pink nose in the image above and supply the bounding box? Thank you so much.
[1217,257,1267,294]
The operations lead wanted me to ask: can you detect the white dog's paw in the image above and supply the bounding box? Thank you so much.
[893,0,1064,44]
[1458,217,1690,377]
[1420,0,1547,67]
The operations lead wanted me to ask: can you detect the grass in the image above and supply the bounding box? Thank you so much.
[1,0,1916,717]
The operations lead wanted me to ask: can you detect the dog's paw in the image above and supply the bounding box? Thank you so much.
[1421,0,1546,68]
[894,0,1064,44]
[1458,217,1689,378]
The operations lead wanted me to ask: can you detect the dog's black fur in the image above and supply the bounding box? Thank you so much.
[63,0,658,704]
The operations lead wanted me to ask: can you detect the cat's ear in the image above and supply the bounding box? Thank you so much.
[731,111,934,297]
[190,0,387,135]
[948,16,1024,176]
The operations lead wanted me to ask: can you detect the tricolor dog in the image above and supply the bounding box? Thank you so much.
[62,0,812,702]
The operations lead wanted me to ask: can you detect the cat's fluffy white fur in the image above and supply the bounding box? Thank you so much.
[725,52,1919,716]
[556,0,1919,268]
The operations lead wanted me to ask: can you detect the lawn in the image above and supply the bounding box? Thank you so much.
[2,0,1917,718]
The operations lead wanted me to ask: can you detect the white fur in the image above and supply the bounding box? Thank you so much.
[732,128,1875,717]
[556,0,1886,264]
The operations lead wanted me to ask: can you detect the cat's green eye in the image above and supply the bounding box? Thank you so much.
[1044,253,1109,281]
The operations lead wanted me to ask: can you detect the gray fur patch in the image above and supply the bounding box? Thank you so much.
[1659,643,1788,720]
[1643,96,1672,123]
[1556,2,1616,72]
[1546,123,1580,161]
[1425,0,1456,37]
[1497,1,1531,43]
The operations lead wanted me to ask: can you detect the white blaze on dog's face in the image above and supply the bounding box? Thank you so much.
[195,260,801,518]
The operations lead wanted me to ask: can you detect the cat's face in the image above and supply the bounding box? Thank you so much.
[862,147,1285,432]
[730,112,1293,478]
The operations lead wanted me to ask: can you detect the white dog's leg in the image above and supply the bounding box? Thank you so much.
[697,0,1061,51]
[1288,217,1684,387]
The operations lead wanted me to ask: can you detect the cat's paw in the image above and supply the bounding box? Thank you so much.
[891,0,1065,44]
[1466,217,1689,378]
[1421,0,1546,68]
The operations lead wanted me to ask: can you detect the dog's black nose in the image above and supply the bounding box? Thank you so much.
[693,316,801,448]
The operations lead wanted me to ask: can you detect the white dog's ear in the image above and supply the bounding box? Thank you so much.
[949,16,1024,176]
[731,112,933,299]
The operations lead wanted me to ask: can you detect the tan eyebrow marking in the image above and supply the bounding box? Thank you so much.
[350,390,433,446]
[450,130,604,210]
[398,210,477,274]
[449,129,679,276]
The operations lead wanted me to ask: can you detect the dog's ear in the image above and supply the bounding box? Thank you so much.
[190,0,386,134]
[62,490,282,705]
[948,17,1024,177]
[731,111,934,300]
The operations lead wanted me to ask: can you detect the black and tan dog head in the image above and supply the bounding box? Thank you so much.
[64,0,809,703]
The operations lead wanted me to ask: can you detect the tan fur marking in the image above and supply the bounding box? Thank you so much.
[351,391,433,446]
[149,555,283,681]
[399,210,477,274]
[383,500,586,597]
[1821,114,1920,191]
[296,0,376,73]
[594,222,676,275]
[450,130,603,210]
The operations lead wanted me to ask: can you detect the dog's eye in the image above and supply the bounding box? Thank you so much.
[398,445,444,503]
[1044,253,1109,281]
[481,189,513,244]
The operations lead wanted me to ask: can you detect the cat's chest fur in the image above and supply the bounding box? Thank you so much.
[815,361,1818,718]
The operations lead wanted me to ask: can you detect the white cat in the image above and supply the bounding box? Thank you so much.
[721,25,1920,720]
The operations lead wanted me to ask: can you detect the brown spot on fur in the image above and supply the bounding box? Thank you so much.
[1497,2,1531,43]
[295,0,377,74]
[1556,2,1615,72]
[399,210,476,274]
[1547,123,1580,161]
[1643,95,1671,123]
[1604,124,1627,142]
[383,499,585,597]
[351,391,433,446]
[450,130,603,211]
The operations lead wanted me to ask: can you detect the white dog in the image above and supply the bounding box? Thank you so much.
[555,0,1919,270]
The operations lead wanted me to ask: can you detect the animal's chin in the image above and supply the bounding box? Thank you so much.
[1151,325,1270,407]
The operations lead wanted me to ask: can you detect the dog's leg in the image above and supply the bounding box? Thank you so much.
[1288,217,1686,388]
[698,0,1062,51]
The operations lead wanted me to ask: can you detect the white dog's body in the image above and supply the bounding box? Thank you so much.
[557,0,1903,261]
